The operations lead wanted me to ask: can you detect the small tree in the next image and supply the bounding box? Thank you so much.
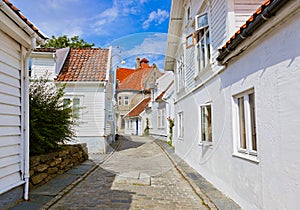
[29,75,75,155]
[167,117,174,145]
[41,35,95,48]
[143,118,150,136]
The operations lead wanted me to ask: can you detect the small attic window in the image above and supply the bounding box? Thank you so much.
[195,13,208,31]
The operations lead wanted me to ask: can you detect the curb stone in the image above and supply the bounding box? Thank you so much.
[155,139,241,210]
[155,140,217,210]
[41,140,121,210]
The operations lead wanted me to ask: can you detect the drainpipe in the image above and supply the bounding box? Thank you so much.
[23,36,36,200]
[103,81,107,153]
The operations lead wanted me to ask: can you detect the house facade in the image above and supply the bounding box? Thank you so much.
[148,72,174,140]
[115,57,162,133]
[165,0,300,209]
[0,0,46,207]
[30,48,115,154]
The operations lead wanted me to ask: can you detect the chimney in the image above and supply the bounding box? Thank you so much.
[135,57,141,69]
[140,58,150,68]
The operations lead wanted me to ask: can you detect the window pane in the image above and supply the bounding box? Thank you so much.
[249,93,257,151]
[201,37,205,69]
[63,99,70,107]
[201,105,212,142]
[73,98,80,119]
[206,30,211,61]
[238,97,246,149]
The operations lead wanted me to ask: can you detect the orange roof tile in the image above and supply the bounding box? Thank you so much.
[116,67,135,83]
[220,0,273,50]
[117,67,153,91]
[125,98,151,118]
[3,0,47,39]
[56,48,110,82]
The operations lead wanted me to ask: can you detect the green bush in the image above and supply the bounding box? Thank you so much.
[29,75,75,155]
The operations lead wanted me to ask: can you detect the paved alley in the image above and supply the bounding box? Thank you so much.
[48,136,209,209]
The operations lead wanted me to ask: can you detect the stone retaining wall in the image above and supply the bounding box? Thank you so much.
[29,144,88,187]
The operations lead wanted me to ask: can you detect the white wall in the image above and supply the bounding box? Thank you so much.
[61,83,108,153]
[31,53,56,80]
[0,29,23,194]
[174,8,300,210]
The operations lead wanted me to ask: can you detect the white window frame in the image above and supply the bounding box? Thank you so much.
[107,101,113,121]
[194,11,211,77]
[199,103,212,146]
[157,109,166,129]
[232,89,258,162]
[63,96,83,122]
[176,54,185,92]
[124,96,129,106]
[178,112,184,138]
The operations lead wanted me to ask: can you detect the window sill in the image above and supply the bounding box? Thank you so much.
[178,137,184,141]
[198,141,213,147]
[232,152,259,163]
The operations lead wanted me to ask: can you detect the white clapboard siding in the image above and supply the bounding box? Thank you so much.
[234,0,266,30]
[32,58,56,79]
[0,30,22,191]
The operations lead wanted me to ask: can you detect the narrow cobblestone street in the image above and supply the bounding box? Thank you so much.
[49,136,209,209]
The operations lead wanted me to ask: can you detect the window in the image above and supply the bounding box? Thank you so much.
[176,55,185,91]
[200,104,212,144]
[178,112,184,138]
[28,58,32,77]
[108,101,113,121]
[63,97,81,120]
[233,90,257,158]
[118,96,122,106]
[124,96,129,106]
[195,12,211,74]
[157,109,166,129]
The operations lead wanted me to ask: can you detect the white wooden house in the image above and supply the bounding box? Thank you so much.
[0,0,46,207]
[165,0,300,209]
[31,48,115,154]
[148,72,174,140]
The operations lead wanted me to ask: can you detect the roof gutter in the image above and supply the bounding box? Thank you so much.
[0,1,46,45]
[217,0,290,62]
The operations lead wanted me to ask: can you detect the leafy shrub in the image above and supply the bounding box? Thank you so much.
[143,118,150,136]
[167,117,175,144]
[29,75,75,155]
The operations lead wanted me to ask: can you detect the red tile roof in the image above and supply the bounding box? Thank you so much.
[221,0,271,50]
[117,67,153,91]
[124,98,151,118]
[217,0,288,62]
[56,48,110,82]
[116,67,135,83]
[2,0,47,39]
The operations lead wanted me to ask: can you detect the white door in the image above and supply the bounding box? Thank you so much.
[0,29,23,193]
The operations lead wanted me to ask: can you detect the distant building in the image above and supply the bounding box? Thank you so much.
[148,72,174,140]
[115,57,162,133]
[0,0,46,207]
[30,47,115,154]
[165,0,300,209]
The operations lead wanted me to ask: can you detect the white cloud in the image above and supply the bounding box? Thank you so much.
[92,0,148,35]
[118,33,168,70]
[143,9,169,29]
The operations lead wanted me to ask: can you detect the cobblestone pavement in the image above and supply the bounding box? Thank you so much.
[49,135,209,209]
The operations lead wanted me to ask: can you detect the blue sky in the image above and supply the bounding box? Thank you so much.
[10,0,171,70]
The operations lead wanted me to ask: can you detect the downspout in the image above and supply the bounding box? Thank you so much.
[23,36,36,200]
[103,81,107,153]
